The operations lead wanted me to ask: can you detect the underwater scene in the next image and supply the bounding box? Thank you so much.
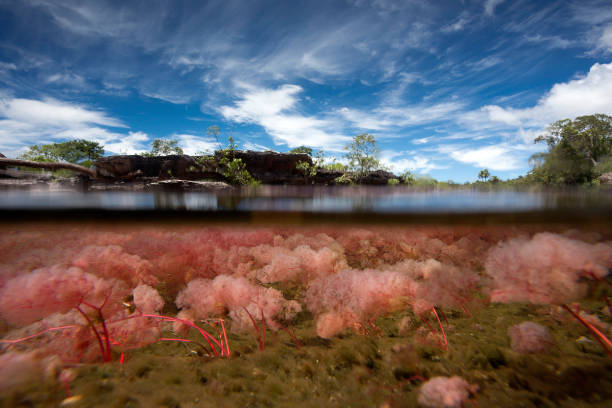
[0,191,611,408]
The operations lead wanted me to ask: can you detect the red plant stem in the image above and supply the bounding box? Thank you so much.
[243,307,265,350]
[438,308,449,324]
[279,325,301,349]
[562,304,612,358]
[109,313,223,356]
[431,307,448,350]
[604,296,612,319]
[579,271,612,287]
[82,301,112,363]
[219,319,230,357]
[138,314,222,357]
[0,325,77,344]
[368,318,382,336]
[203,319,230,357]
[460,304,471,318]
[76,305,111,362]
[260,310,266,350]
[419,313,445,350]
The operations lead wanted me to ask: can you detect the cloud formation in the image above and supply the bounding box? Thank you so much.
[0,96,146,155]
[479,62,612,130]
[220,84,351,150]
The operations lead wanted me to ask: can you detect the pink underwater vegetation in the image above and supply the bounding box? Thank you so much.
[0,266,128,326]
[175,275,301,332]
[508,321,555,354]
[305,269,416,338]
[248,243,347,283]
[485,232,612,304]
[72,245,156,286]
[417,376,476,408]
[385,259,480,315]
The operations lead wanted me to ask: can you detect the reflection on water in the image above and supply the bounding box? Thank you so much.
[1,186,611,214]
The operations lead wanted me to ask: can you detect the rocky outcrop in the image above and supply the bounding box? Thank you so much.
[144,180,232,192]
[91,152,397,185]
[93,155,223,181]
[93,151,313,184]
[600,172,612,185]
[214,150,312,184]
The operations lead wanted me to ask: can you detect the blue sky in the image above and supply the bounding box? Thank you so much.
[1,0,612,182]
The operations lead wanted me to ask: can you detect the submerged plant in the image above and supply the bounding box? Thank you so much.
[485,233,612,357]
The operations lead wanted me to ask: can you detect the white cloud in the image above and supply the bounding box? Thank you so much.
[242,141,273,152]
[220,84,351,151]
[484,0,505,17]
[221,84,302,122]
[0,95,147,157]
[0,62,17,72]
[467,56,502,71]
[598,25,612,53]
[412,137,432,145]
[442,144,524,171]
[104,131,149,155]
[479,62,612,130]
[524,34,574,50]
[441,14,470,33]
[380,150,444,174]
[340,101,464,131]
[174,134,219,155]
[45,72,86,87]
[0,97,124,128]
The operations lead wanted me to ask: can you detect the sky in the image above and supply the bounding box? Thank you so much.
[1,0,612,182]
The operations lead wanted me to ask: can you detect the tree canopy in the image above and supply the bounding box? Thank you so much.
[289,146,313,156]
[345,133,380,177]
[529,114,612,184]
[18,139,104,166]
[478,169,490,182]
[145,139,184,156]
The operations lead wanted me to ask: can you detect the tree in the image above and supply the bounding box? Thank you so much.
[400,170,416,185]
[145,139,184,156]
[345,133,380,178]
[18,139,104,166]
[289,146,313,156]
[530,114,612,184]
[206,125,221,150]
[478,169,490,182]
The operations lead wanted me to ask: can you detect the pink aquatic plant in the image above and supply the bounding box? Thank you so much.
[305,268,416,338]
[508,321,555,354]
[485,232,611,304]
[0,266,128,326]
[72,245,156,286]
[249,243,347,283]
[175,275,301,332]
[485,232,612,357]
[417,376,476,408]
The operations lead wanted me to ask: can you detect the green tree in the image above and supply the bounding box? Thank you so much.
[530,114,612,184]
[400,170,416,185]
[145,139,184,156]
[289,146,313,156]
[478,169,490,182]
[19,139,104,166]
[206,125,221,150]
[345,133,380,178]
